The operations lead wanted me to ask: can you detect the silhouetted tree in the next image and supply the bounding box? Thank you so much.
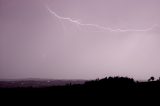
[148,76,155,82]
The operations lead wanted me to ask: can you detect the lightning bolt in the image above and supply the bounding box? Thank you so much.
[45,5,158,32]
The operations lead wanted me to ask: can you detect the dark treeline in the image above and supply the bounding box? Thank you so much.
[1,76,160,103]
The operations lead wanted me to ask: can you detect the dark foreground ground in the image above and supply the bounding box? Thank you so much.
[0,77,160,104]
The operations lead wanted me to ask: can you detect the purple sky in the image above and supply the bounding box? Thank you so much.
[1,0,160,80]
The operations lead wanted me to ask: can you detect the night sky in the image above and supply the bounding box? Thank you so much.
[1,0,160,80]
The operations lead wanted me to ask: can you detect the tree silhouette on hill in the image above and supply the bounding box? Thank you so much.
[84,76,135,88]
[148,76,155,82]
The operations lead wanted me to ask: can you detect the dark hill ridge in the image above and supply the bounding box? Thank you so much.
[1,76,160,103]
